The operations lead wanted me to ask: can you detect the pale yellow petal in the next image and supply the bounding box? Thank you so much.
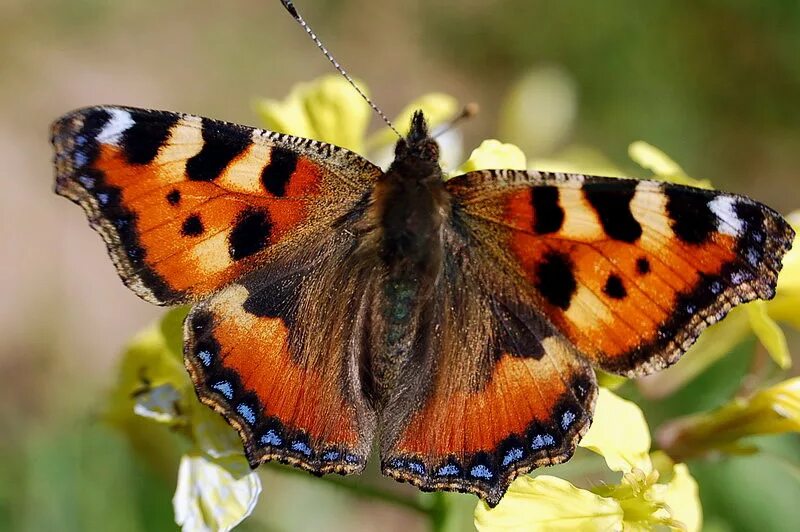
[475,476,623,532]
[628,141,711,188]
[746,301,791,369]
[458,139,527,174]
[173,454,261,532]
[579,388,652,472]
[663,464,703,532]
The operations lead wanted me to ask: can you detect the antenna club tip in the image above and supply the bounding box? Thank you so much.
[281,0,299,17]
[463,102,480,118]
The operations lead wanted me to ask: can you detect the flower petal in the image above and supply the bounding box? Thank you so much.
[458,139,527,174]
[663,464,703,532]
[579,388,652,472]
[474,475,623,531]
[255,74,371,152]
[173,454,261,532]
[366,92,459,151]
[628,141,711,189]
[657,377,800,461]
[746,301,791,369]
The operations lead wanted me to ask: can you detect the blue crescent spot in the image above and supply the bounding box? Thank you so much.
[96,192,110,206]
[406,461,425,475]
[345,454,361,464]
[78,173,95,189]
[561,410,577,431]
[236,403,256,424]
[291,441,312,456]
[211,381,234,400]
[502,447,524,466]
[260,430,282,447]
[322,451,341,461]
[531,433,555,450]
[470,464,493,480]
[73,150,89,168]
[197,349,213,366]
[436,464,460,477]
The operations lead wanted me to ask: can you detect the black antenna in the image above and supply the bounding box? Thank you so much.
[433,102,480,139]
[281,0,402,139]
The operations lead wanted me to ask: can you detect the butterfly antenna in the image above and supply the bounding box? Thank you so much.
[281,0,402,139]
[433,102,480,139]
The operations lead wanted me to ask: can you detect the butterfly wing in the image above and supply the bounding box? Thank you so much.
[53,105,381,474]
[445,169,794,376]
[184,229,378,474]
[52,106,381,304]
[380,224,597,506]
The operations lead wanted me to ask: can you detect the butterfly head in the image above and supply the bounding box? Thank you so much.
[390,110,441,178]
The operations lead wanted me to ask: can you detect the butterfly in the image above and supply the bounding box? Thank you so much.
[51,105,794,506]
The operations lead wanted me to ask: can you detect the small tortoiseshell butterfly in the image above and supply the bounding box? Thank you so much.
[51,5,794,509]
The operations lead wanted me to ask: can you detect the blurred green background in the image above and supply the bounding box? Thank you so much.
[1,0,798,530]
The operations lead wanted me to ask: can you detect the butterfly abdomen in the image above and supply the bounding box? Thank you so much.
[365,119,452,400]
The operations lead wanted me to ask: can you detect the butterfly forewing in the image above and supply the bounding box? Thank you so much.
[445,169,794,376]
[52,106,381,304]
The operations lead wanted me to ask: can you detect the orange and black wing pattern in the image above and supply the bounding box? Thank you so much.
[380,249,597,507]
[446,170,794,376]
[52,106,381,304]
[52,105,380,475]
[183,218,377,474]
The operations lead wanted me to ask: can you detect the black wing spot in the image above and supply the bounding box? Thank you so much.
[535,251,577,310]
[186,118,251,181]
[531,186,564,234]
[166,189,181,206]
[181,214,204,237]
[228,209,273,260]
[603,274,627,299]
[261,147,298,197]
[583,180,642,242]
[121,113,179,165]
[636,257,651,275]
[665,188,717,244]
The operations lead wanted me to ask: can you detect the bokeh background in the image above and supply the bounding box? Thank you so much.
[1,0,798,530]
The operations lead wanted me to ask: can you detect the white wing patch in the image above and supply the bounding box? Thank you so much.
[708,195,744,236]
[96,108,134,146]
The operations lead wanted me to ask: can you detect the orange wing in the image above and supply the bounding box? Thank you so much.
[184,241,377,474]
[446,170,794,376]
[380,253,597,507]
[52,106,381,304]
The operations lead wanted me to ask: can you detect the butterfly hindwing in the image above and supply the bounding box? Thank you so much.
[184,231,378,474]
[446,169,794,376]
[52,106,381,304]
[380,234,597,506]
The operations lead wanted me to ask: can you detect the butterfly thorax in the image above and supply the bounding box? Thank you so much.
[366,111,451,403]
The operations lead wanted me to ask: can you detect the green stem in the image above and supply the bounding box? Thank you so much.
[426,492,450,532]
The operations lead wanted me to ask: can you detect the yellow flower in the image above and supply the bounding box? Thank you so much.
[106,308,261,532]
[255,73,459,163]
[476,389,702,532]
[658,377,800,461]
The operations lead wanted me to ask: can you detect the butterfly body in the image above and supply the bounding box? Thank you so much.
[52,105,793,506]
